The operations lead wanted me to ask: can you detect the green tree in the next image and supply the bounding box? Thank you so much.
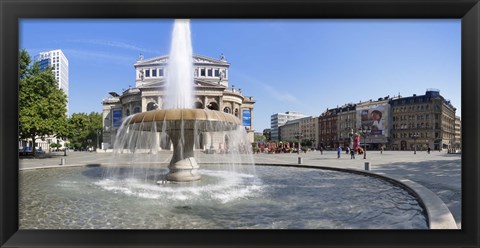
[254,134,266,142]
[67,112,103,150]
[19,50,68,155]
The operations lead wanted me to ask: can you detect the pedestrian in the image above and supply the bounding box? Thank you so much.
[320,146,323,155]
[337,146,341,159]
[350,148,355,159]
[346,146,350,154]
[381,145,384,154]
[427,147,431,154]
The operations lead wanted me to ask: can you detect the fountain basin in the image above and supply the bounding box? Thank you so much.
[19,164,429,229]
[128,109,241,130]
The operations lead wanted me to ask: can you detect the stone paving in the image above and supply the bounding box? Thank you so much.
[19,149,462,228]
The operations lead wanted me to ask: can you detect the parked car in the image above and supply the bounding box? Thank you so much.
[19,146,45,156]
[19,146,33,156]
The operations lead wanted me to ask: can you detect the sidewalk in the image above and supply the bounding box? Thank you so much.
[19,150,462,228]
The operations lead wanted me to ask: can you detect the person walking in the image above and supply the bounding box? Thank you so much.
[427,146,431,154]
[350,148,355,159]
[320,146,323,155]
[337,146,341,159]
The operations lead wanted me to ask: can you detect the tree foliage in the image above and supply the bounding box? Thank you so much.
[67,112,103,149]
[254,134,266,142]
[18,49,68,155]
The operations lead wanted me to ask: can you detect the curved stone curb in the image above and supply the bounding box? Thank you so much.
[254,163,458,229]
[388,178,457,229]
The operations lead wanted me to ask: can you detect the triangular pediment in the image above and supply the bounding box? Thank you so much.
[135,54,229,67]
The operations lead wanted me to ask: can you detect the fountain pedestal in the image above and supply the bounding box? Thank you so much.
[166,129,201,182]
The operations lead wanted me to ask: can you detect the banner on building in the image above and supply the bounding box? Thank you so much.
[112,109,123,128]
[242,109,251,126]
[356,105,387,137]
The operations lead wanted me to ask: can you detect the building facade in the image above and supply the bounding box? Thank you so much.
[356,97,392,150]
[270,111,305,141]
[390,90,456,151]
[318,108,340,149]
[35,49,69,114]
[336,104,357,148]
[278,118,301,142]
[454,116,461,150]
[299,116,317,146]
[101,54,255,150]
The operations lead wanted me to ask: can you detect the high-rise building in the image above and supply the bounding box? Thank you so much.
[35,49,69,114]
[270,111,305,141]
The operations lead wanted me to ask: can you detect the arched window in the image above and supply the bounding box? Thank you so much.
[234,109,239,117]
[207,102,219,111]
[126,109,130,116]
[147,102,158,111]
[133,106,141,114]
[223,107,231,114]
[194,102,203,109]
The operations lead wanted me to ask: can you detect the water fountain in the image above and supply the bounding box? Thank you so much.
[113,19,246,182]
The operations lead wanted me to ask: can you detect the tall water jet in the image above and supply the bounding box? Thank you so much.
[164,19,194,109]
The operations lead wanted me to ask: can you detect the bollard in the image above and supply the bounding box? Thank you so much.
[364,162,370,171]
[298,157,303,164]
[60,158,65,165]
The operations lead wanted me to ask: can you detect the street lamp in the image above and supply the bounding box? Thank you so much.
[294,132,304,154]
[412,133,419,154]
[360,127,371,159]
[96,129,102,151]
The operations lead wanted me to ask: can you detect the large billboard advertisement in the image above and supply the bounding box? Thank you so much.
[112,109,123,128]
[356,104,388,138]
[242,109,251,126]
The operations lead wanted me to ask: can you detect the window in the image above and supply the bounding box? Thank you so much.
[152,69,157,77]
[207,68,213,77]
[133,107,141,114]
[200,68,206,76]
[214,69,220,77]
[145,69,150,77]
[159,68,164,77]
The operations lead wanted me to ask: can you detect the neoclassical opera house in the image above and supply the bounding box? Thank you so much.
[101,54,255,150]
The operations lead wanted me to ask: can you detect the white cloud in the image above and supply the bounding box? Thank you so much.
[236,71,307,107]
[70,39,159,54]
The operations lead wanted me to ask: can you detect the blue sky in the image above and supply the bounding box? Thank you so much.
[20,19,461,131]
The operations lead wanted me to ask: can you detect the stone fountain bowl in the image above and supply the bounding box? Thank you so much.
[125,109,243,182]
[127,108,241,131]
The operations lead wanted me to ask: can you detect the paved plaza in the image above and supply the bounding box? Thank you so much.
[19,149,462,228]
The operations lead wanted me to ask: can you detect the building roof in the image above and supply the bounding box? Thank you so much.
[134,54,230,67]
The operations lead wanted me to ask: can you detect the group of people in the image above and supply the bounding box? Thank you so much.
[337,146,365,159]
[335,144,388,159]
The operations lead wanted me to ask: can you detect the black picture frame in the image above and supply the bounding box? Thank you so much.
[1,0,479,247]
